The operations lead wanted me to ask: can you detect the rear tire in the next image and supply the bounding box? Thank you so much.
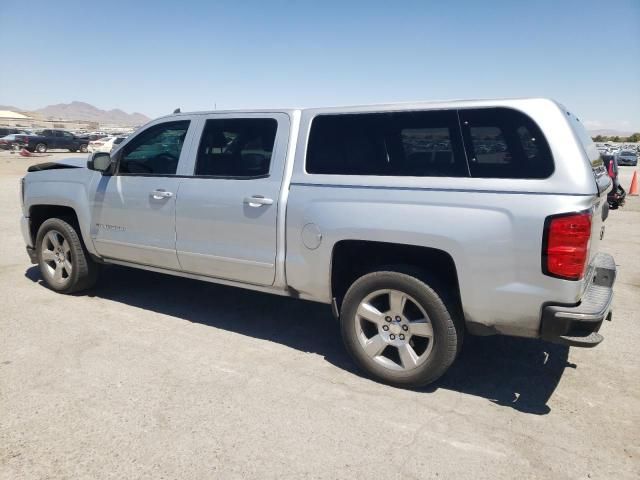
[340,268,461,388]
[80,144,88,153]
[36,217,99,293]
[35,143,47,153]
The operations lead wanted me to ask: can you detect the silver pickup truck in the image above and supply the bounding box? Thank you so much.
[20,98,616,387]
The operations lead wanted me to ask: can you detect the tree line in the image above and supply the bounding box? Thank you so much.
[592,133,640,143]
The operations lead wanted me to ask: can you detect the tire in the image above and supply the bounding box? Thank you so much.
[340,268,461,388]
[69,148,77,153]
[80,144,88,153]
[35,143,47,153]
[36,217,99,293]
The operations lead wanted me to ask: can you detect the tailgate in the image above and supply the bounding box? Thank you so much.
[588,185,609,268]
[564,111,612,275]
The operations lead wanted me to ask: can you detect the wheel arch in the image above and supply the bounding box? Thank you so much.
[28,200,97,256]
[330,240,463,317]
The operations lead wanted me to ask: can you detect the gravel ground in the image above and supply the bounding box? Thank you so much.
[1,150,638,479]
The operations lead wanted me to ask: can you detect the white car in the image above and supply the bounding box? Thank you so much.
[88,136,127,153]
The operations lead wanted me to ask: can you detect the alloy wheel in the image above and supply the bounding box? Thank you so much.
[40,230,73,286]
[354,289,434,371]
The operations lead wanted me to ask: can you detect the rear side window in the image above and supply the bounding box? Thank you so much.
[568,113,603,169]
[306,110,467,176]
[194,118,277,177]
[459,108,553,179]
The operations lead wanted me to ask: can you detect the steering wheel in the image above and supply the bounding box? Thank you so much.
[153,153,179,171]
[125,160,153,174]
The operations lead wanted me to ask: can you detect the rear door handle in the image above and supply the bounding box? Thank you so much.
[151,189,174,199]
[244,195,273,207]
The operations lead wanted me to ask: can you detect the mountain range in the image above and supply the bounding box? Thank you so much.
[0,102,150,126]
[588,129,635,138]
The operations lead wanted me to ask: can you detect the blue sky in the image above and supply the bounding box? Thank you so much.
[1,0,639,131]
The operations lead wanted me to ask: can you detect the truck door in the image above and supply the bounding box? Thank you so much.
[52,130,65,149]
[91,118,197,270]
[60,131,75,150]
[175,113,290,286]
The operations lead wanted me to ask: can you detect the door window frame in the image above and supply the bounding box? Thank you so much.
[113,117,198,177]
[177,112,291,181]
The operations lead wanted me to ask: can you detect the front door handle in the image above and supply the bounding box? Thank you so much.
[244,195,273,207]
[151,189,174,200]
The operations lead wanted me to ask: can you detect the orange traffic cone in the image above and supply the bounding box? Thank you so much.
[19,148,31,157]
[629,171,639,196]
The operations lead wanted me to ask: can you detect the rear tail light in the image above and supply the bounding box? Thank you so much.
[542,211,592,280]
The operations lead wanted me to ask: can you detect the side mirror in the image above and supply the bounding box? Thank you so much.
[87,152,115,175]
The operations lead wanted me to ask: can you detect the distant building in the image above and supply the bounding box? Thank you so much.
[0,110,99,131]
[0,110,31,120]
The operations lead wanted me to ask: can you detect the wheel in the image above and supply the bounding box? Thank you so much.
[80,144,88,153]
[36,217,99,293]
[69,148,77,153]
[340,269,461,387]
[35,143,47,153]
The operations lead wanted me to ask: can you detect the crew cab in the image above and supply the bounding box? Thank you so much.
[22,129,89,153]
[19,98,617,387]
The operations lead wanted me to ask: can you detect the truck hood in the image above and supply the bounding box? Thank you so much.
[27,157,88,172]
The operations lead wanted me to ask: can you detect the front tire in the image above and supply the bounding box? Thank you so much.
[36,217,98,293]
[80,144,88,153]
[35,143,47,153]
[340,269,461,388]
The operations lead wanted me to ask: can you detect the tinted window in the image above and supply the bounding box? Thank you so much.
[306,110,467,176]
[119,120,190,175]
[459,108,553,178]
[194,118,277,177]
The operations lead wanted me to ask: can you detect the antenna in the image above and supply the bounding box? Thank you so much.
[173,108,181,114]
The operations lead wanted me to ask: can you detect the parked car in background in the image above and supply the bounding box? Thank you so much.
[617,150,638,166]
[0,127,31,137]
[88,136,127,153]
[0,134,29,150]
[20,129,89,153]
[603,154,626,209]
[82,134,109,141]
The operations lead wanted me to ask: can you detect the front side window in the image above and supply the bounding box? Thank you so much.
[306,110,467,176]
[459,108,553,178]
[194,118,277,177]
[119,120,190,175]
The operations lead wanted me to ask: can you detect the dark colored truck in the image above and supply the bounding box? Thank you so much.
[22,129,89,153]
[603,154,626,209]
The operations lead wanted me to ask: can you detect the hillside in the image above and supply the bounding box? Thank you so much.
[31,101,150,125]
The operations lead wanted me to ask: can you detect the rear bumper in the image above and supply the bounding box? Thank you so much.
[540,253,616,347]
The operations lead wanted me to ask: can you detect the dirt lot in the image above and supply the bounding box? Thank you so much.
[1,150,638,479]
